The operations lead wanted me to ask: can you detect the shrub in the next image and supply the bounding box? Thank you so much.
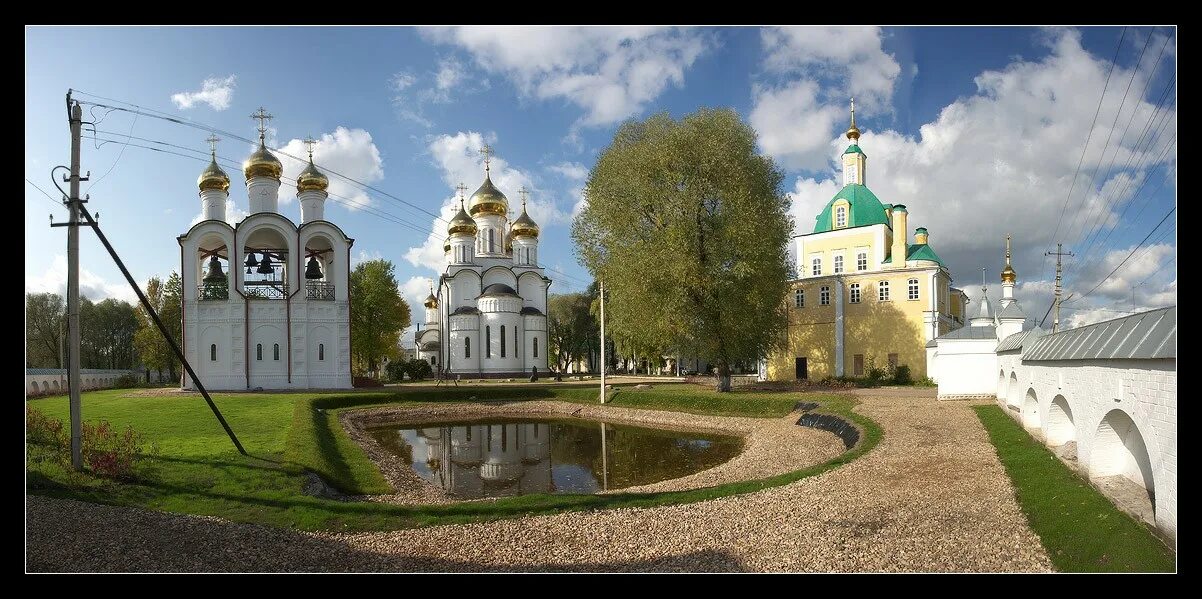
[114,373,141,388]
[384,360,407,383]
[915,376,937,387]
[26,407,149,479]
[407,359,433,382]
[863,367,886,388]
[890,364,913,386]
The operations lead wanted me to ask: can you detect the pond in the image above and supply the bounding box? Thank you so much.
[367,418,744,499]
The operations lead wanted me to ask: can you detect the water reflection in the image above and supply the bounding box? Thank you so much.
[368,419,742,499]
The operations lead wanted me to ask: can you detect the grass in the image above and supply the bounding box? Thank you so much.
[27,384,878,532]
[973,405,1175,572]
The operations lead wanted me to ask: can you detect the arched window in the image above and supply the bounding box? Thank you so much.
[835,206,847,228]
[489,229,495,253]
[834,255,844,274]
[514,327,518,355]
[256,344,263,361]
[432,356,437,366]
[465,337,471,358]
[850,283,861,303]
[501,325,507,358]
[908,278,920,300]
[318,343,325,361]
[811,257,822,276]
[533,337,539,358]
[879,281,890,301]
[857,252,868,271]
[210,344,217,361]
[485,326,491,358]
[273,343,280,361]
[820,286,831,305]
[794,288,805,308]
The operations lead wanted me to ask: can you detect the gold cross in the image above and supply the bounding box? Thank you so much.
[1005,234,1012,264]
[303,136,318,160]
[518,186,529,208]
[479,144,493,172]
[205,134,221,157]
[250,107,274,137]
[455,182,468,204]
[850,97,856,128]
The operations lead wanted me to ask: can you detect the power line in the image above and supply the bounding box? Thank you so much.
[84,110,138,194]
[1044,26,1128,283]
[1139,255,1176,285]
[1070,206,1175,303]
[26,178,67,211]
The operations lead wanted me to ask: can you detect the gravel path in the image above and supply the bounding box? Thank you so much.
[26,388,1054,572]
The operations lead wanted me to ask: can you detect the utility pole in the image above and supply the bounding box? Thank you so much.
[64,97,86,471]
[1045,244,1074,333]
[599,279,606,403]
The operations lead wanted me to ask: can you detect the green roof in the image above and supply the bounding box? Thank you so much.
[812,184,890,234]
[882,243,946,267]
[843,144,865,155]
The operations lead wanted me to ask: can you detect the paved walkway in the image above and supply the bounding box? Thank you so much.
[26,388,1054,572]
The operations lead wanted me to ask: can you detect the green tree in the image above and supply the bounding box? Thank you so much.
[158,272,184,380]
[572,108,793,391]
[350,259,412,377]
[133,276,173,378]
[548,291,597,373]
[25,292,65,368]
[79,297,139,369]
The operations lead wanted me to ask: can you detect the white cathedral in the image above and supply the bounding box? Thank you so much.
[178,109,353,390]
[415,148,551,378]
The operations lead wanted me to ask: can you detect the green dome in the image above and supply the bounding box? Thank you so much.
[843,144,865,156]
[812,184,890,234]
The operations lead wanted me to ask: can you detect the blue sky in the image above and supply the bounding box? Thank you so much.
[25,26,1176,335]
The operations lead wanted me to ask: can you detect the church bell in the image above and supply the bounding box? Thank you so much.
[256,252,275,275]
[244,251,258,274]
[305,256,323,280]
[203,254,226,283]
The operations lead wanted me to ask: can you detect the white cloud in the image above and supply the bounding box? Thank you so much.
[404,131,569,274]
[390,58,488,128]
[171,75,237,111]
[423,26,709,128]
[351,249,384,268]
[549,161,589,216]
[26,255,138,304]
[784,29,1177,308]
[751,27,900,171]
[399,275,438,348]
[275,127,385,209]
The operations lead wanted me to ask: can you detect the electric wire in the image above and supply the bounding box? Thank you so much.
[1069,206,1175,303]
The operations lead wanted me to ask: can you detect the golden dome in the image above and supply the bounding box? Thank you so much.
[846,97,861,141]
[423,293,438,308]
[448,199,478,236]
[510,206,539,239]
[468,174,509,217]
[296,158,329,193]
[243,138,283,181]
[1001,264,1017,284]
[443,237,451,253]
[198,156,230,193]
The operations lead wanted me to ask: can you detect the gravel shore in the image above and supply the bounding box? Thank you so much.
[26,388,1054,572]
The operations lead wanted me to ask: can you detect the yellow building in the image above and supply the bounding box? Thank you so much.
[767,102,968,381]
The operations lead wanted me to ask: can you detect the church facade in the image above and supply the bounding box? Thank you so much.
[767,103,968,381]
[177,111,353,391]
[415,151,552,378]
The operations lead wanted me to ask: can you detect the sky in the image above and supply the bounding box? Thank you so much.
[25,26,1177,343]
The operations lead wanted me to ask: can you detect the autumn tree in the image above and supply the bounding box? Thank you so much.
[350,259,412,377]
[25,292,65,368]
[572,108,793,391]
[133,275,175,379]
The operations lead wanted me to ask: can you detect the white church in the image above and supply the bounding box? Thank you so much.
[415,147,551,378]
[178,109,353,390]
[927,237,1176,542]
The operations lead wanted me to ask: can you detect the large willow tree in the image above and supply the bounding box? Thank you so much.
[572,108,793,391]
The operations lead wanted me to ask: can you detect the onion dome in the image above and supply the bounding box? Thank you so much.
[243,137,283,181]
[1001,234,1017,284]
[296,158,329,193]
[198,155,230,193]
[424,293,438,308]
[469,173,509,217]
[511,208,539,239]
[443,237,451,253]
[448,197,478,235]
[846,97,861,142]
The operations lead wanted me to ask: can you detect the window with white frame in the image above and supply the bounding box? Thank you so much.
[908,278,920,300]
[857,252,868,271]
[794,288,804,308]
[850,283,861,303]
[811,257,822,276]
[834,255,844,274]
[835,206,847,228]
[879,281,890,301]
[820,286,830,305]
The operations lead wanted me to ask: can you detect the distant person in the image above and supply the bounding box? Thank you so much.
[530,366,539,382]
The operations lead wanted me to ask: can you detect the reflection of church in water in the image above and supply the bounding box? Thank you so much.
[407,422,552,498]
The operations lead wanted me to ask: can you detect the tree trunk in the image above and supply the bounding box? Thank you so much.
[715,361,732,393]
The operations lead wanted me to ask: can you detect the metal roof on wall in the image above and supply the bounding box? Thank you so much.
[996,326,1045,353]
[1023,306,1176,361]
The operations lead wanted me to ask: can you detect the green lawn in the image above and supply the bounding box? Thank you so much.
[27,385,877,532]
[973,405,1175,572]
